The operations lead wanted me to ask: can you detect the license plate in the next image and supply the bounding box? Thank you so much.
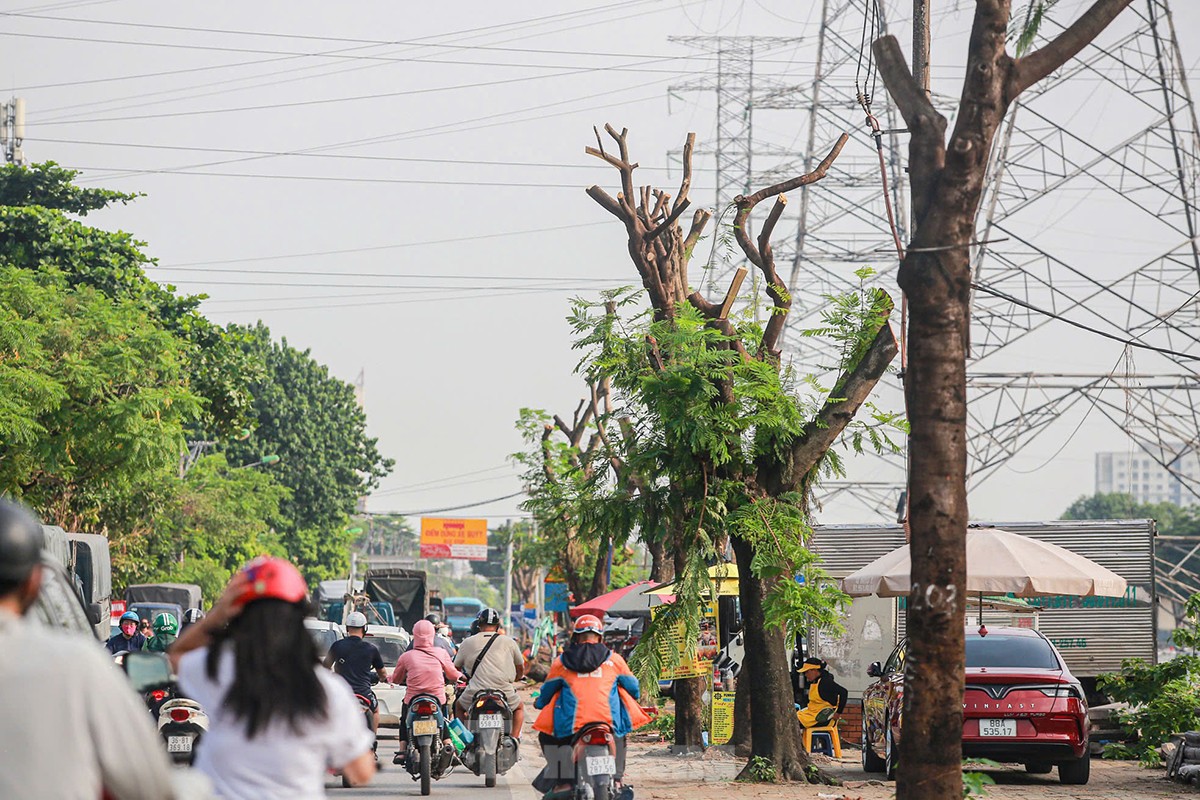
[585,755,616,775]
[978,718,1017,737]
[167,736,193,753]
[412,719,439,736]
[478,714,504,729]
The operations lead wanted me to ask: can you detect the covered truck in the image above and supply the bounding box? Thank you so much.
[363,561,427,633]
[125,583,202,611]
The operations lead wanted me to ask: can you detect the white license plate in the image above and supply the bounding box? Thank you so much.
[412,719,439,736]
[978,718,1017,737]
[478,714,504,729]
[167,736,193,753]
[586,755,616,775]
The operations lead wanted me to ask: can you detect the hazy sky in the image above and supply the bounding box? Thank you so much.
[5,0,1199,526]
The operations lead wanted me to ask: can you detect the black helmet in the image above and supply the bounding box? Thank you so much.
[182,608,206,625]
[0,499,43,584]
[476,607,501,627]
[424,612,442,627]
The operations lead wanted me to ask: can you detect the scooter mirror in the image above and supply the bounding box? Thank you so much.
[123,651,173,693]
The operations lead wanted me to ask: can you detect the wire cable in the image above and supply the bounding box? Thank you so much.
[371,491,525,516]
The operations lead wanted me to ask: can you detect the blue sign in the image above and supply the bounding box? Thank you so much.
[545,582,569,613]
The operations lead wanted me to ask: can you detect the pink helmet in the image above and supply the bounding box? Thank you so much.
[235,556,308,608]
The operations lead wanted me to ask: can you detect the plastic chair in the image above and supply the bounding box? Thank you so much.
[802,724,842,758]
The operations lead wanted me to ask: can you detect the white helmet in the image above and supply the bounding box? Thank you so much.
[345,611,367,629]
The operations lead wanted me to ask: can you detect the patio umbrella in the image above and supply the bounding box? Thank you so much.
[641,562,740,600]
[840,528,1127,621]
[569,581,655,619]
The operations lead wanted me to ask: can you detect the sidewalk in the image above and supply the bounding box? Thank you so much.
[615,739,1186,800]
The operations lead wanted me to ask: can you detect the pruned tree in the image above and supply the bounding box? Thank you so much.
[869,2,1134,797]
[581,124,901,780]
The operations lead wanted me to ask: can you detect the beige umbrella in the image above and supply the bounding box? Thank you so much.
[840,528,1127,607]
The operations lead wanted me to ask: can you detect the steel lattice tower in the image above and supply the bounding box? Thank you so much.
[672,1,1200,620]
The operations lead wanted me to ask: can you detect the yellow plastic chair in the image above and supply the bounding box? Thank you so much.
[802,724,842,758]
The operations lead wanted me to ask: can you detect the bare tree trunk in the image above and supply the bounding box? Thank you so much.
[672,546,705,749]
[729,650,753,756]
[732,536,809,780]
[588,533,612,600]
[869,3,1134,798]
[648,537,672,583]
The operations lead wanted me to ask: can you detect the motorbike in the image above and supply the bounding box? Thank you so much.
[403,694,452,796]
[459,689,519,787]
[571,722,621,800]
[118,651,208,765]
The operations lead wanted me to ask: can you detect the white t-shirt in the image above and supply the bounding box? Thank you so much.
[178,647,373,800]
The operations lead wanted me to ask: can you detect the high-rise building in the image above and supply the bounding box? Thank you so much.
[1095,449,1200,506]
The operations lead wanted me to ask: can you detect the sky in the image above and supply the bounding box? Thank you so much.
[4,0,1199,527]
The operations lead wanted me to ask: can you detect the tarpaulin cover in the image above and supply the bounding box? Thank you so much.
[364,568,427,631]
[125,583,202,609]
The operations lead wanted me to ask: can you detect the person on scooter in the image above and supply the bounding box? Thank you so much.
[0,498,178,800]
[106,610,147,654]
[144,612,178,653]
[170,556,376,796]
[389,618,461,765]
[180,607,205,635]
[532,614,649,798]
[454,607,525,742]
[324,611,389,739]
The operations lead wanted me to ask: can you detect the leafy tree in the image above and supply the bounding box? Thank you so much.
[0,162,260,436]
[116,453,289,601]
[0,266,201,531]
[221,323,393,582]
[529,127,901,775]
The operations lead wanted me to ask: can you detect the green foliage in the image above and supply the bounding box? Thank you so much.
[962,759,999,797]
[1098,593,1200,764]
[0,266,202,527]
[1009,1,1061,57]
[743,755,777,783]
[646,711,675,743]
[115,453,288,600]
[0,161,137,215]
[220,323,393,582]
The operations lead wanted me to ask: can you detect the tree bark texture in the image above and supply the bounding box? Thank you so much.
[672,547,705,749]
[732,535,807,779]
[871,3,1132,798]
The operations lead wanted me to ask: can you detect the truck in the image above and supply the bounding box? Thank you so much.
[363,560,428,633]
[808,519,1157,702]
[65,531,112,640]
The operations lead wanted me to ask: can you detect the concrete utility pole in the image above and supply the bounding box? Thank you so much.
[1,98,26,164]
[503,530,513,627]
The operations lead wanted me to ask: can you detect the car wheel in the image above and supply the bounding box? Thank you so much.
[861,715,885,773]
[1058,752,1090,785]
[1024,762,1053,775]
[884,722,898,781]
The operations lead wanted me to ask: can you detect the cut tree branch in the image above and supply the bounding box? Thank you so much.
[1009,0,1134,97]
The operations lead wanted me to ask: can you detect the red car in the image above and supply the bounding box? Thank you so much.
[860,626,1090,785]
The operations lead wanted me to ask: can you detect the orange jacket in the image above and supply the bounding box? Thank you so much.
[533,649,650,738]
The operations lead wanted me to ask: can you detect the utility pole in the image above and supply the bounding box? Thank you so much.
[913,0,931,98]
[1,98,26,165]
[503,522,513,628]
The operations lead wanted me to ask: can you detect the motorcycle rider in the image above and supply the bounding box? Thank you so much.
[454,607,525,742]
[389,619,462,765]
[144,612,179,653]
[0,498,177,799]
[407,612,456,657]
[180,607,205,635]
[107,610,148,654]
[171,556,376,796]
[532,615,649,798]
[324,611,389,737]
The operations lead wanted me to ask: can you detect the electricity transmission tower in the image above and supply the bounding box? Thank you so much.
[672,0,1200,591]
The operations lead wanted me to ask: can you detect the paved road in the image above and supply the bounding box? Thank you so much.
[322,742,539,800]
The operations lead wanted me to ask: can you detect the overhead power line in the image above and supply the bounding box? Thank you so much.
[369,491,526,516]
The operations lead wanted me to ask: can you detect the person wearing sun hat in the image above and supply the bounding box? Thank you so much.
[796,656,848,729]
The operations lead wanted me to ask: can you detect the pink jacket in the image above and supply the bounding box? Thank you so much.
[389,620,461,703]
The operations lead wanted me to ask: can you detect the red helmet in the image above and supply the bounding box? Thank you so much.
[573,614,603,636]
[235,556,308,608]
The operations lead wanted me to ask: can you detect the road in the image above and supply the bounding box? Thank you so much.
[321,742,539,800]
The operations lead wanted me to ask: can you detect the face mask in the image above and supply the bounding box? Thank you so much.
[121,622,137,636]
